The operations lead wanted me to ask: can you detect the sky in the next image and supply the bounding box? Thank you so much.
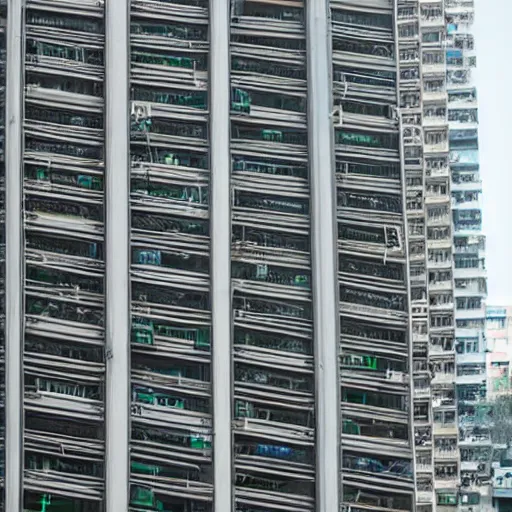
[474,0,512,305]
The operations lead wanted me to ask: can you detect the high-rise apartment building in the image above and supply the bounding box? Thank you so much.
[401,1,457,510]
[447,0,490,510]
[0,0,488,511]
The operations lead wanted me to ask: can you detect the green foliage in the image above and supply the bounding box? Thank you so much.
[488,395,512,445]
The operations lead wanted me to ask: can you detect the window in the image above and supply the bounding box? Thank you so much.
[427,205,449,220]
[454,255,479,269]
[429,270,452,284]
[458,384,484,402]
[431,314,453,328]
[429,249,450,264]
[426,157,448,170]
[456,319,485,330]
[460,493,480,506]
[425,131,447,145]
[332,10,392,29]
[487,317,506,330]
[421,6,442,20]
[424,79,445,93]
[456,297,482,310]
[437,493,458,506]
[423,51,444,65]
[423,31,441,43]
[448,88,476,103]
[399,23,418,38]
[448,108,478,123]
[414,403,429,421]
[434,410,455,425]
[428,227,450,241]
[457,364,485,377]
[431,336,453,352]
[400,48,419,61]
[456,338,479,354]
[398,6,417,19]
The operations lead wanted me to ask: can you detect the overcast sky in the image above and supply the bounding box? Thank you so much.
[474,0,512,306]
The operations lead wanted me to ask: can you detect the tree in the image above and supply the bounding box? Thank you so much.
[488,395,512,446]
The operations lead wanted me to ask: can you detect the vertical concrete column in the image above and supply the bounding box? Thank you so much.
[210,0,233,510]
[105,0,130,509]
[306,0,341,510]
[5,0,24,507]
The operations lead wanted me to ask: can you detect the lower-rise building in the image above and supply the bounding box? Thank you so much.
[487,307,512,512]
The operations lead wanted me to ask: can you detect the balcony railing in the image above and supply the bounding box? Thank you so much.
[416,490,433,503]
[415,387,431,398]
[432,372,456,385]
[434,448,458,459]
[433,421,457,434]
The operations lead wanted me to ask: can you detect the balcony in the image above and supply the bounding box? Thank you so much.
[421,15,444,28]
[417,490,434,503]
[456,352,486,365]
[427,238,452,250]
[448,97,477,109]
[412,270,427,283]
[432,371,455,385]
[453,266,487,279]
[430,345,455,358]
[459,434,491,446]
[451,179,482,192]
[452,198,480,211]
[427,258,452,270]
[434,477,459,489]
[432,395,456,409]
[434,449,458,460]
[430,300,454,312]
[454,283,486,298]
[461,460,489,472]
[456,372,486,385]
[414,333,429,344]
[423,90,446,103]
[429,280,452,292]
[493,469,512,498]
[424,119,448,132]
[415,387,432,399]
[445,0,474,11]
[454,242,485,255]
[448,118,478,132]
[462,483,491,497]
[427,166,450,178]
[430,326,455,336]
[454,226,484,238]
[455,327,481,338]
[424,140,449,154]
[459,414,479,428]
[455,305,486,320]
[398,9,418,22]
[427,213,451,226]
[410,251,426,264]
[425,194,450,205]
[422,63,446,76]
[417,463,434,473]
[434,422,458,436]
